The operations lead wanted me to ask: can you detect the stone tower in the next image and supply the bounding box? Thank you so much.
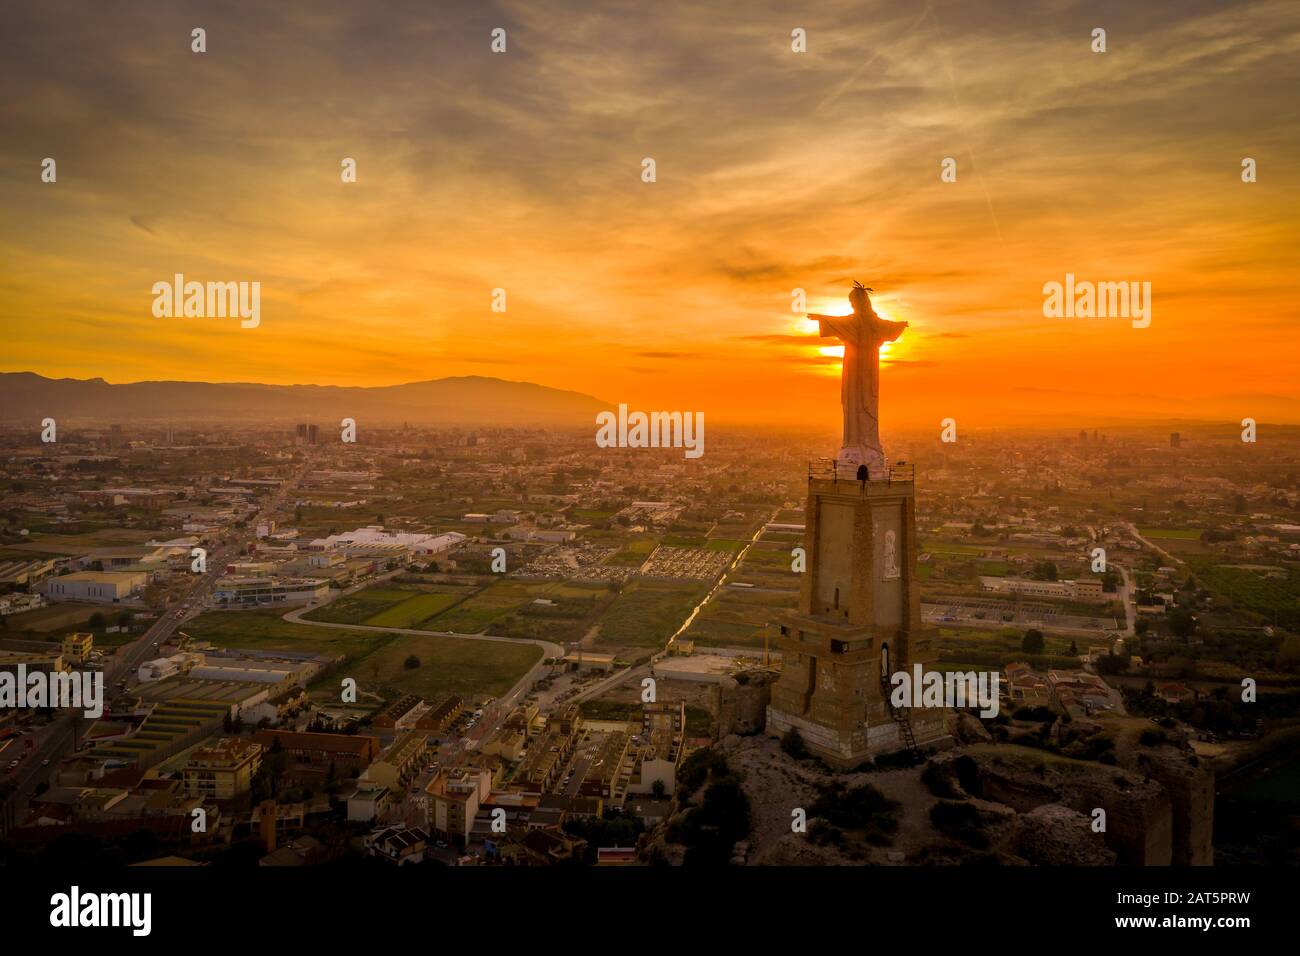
[766,461,950,765]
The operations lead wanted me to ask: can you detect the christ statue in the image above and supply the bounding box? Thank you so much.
[809,281,908,473]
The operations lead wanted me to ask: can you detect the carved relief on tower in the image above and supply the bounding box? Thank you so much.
[871,504,904,627]
[883,529,900,580]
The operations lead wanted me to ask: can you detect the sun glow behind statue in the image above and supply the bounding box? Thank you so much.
[804,298,905,375]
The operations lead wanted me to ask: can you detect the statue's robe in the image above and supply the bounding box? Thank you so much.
[816,308,907,470]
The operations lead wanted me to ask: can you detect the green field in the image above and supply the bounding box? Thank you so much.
[425,580,553,634]
[606,538,658,567]
[551,583,613,599]
[185,610,539,700]
[594,581,707,649]
[662,533,707,548]
[366,592,463,628]
[1190,560,1300,630]
[683,617,766,648]
[183,610,380,660]
[304,585,470,629]
[3,528,168,556]
[1140,528,1202,540]
[705,538,743,552]
[332,633,540,702]
[3,604,103,634]
[740,545,795,571]
[303,588,418,625]
[923,543,986,556]
[0,603,144,647]
[679,584,791,649]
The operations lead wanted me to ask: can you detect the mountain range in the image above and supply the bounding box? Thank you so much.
[0,372,610,427]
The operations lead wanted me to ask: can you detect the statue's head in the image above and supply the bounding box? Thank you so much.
[849,281,872,313]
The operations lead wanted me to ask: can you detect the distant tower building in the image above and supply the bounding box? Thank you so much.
[1078,429,1088,443]
[1170,432,1181,448]
[109,424,123,449]
[259,799,278,853]
[295,424,319,446]
[307,424,319,445]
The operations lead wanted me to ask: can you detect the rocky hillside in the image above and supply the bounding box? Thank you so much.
[642,710,1213,865]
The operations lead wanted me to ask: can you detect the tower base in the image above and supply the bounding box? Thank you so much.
[765,704,952,768]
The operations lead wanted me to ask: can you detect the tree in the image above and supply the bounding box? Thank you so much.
[1022,629,1045,654]
[651,779,666,800]
[1068,639,1078,655]
[1030,561,1058,581]
[1167,606,1197,640]
[1095,652,1129,675]
[403,654,421,670]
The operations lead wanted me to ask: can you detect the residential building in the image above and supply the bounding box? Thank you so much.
[61,631,94,666]
[362,732,429,791]
[182,738,263,800]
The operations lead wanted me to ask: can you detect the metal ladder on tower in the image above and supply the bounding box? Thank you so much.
[880,674,921,760]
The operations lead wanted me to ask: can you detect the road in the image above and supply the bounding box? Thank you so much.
[111,456,314,684]
[1126,522,1184,567]
[569,507,780,706]
[2,456,314,824]
[1117,564,1137,637]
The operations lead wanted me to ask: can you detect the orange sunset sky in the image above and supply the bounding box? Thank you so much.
[2,0,1298,429]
